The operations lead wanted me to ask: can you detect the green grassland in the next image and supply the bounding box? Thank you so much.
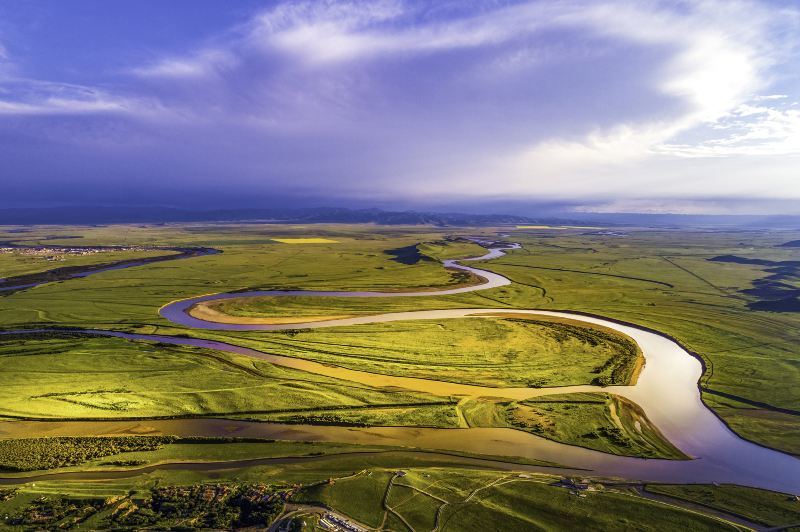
[0,333,455,423]
[503,393,687,459]
[0,437,407,475]
[0,225,504,331]
[301,470,395,528]
[0,329,672,459]
[476,229,800,454]
[1,439,790,531]
[232,404,460,428]
[0,249,177,279]
[0,223,798,460]
[295,466,742,531]
[191,316,640,388]
[199,294,464,320]
[433,478,735,531]
[416,239,488,260]
[646,484,800,527]
[0,437,559,479]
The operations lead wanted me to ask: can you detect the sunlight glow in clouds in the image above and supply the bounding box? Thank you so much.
[1,0,799,213]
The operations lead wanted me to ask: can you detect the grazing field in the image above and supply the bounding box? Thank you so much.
[271,238,340,244]
[193,294,471,323]
[646,484,800,527]
[295,467,740,531]
[0,438,788,530]
[0,225,505,331]
[0,333,455,423]
[0,328,665,458]
[477,229,800,454]
[504,393,687,459]
[0,438,557,479]
[196,316,641,388]
[0,437,415,476]
[300,470,394,528]
[0,222,799,522]
[1,224,798,454]
[0,248,176,279]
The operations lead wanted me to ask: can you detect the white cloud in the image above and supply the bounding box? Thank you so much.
[2,0,799,207]
[659,101,800,156]
[131,49,236,79]
[572,198,800,215]
[0,80,160,116]
[754,94,788,101]
[499,0,799,189]
[246,0,565,65]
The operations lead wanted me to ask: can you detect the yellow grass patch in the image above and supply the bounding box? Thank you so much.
[188,302,354,324]
[271,238,340,244]
[516,225,598,230]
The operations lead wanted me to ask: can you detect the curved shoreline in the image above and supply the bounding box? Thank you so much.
[0,449,578,485]
[0,245,221,294]
[157,243,517,331]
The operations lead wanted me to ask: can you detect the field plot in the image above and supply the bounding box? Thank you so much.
[199,316,641,389]
[645,484,800,527]
[504,393,687,459]
[0,333,455,423]
[0,439,794,530]
[271,238,340,244]
[299,470,394,528]
[435,477,737,531]
[295,467,741,532]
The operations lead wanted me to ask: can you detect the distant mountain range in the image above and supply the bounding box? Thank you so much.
[1,205,798,228]
[0,206,551,226]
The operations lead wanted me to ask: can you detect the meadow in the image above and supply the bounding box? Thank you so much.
[646,484,800,527]
[295,466,743,531]
[503,392,686,459]
[0,225,501,331]
[1,223,797,455]
[191,316,641,388]
[1,435,795,530]
[0,248,175,280]
[478,229,800,455]
[0,333,454,424]
[0,329,675,459]
[0,222,799,526]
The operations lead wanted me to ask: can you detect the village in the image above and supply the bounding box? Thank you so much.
[0,245,153,262]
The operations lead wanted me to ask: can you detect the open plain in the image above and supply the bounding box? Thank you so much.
[1,223,799,530]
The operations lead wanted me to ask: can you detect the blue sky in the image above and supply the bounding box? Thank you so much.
[1,0,799,214]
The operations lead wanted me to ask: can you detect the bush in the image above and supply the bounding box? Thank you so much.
[0,436,177,471]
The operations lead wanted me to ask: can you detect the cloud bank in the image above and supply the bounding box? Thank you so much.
[1,0,799,213]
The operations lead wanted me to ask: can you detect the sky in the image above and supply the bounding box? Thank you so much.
[1,0,799,215]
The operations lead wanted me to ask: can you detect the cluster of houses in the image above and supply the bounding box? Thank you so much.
[0,245,151,261]
[551,477,603,498]
[318,512,366,532]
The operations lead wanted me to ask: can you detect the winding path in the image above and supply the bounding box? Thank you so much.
[2,241,800,494]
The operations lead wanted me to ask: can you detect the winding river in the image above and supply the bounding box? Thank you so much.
[0,245,220,293]
[2,242,799,494]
